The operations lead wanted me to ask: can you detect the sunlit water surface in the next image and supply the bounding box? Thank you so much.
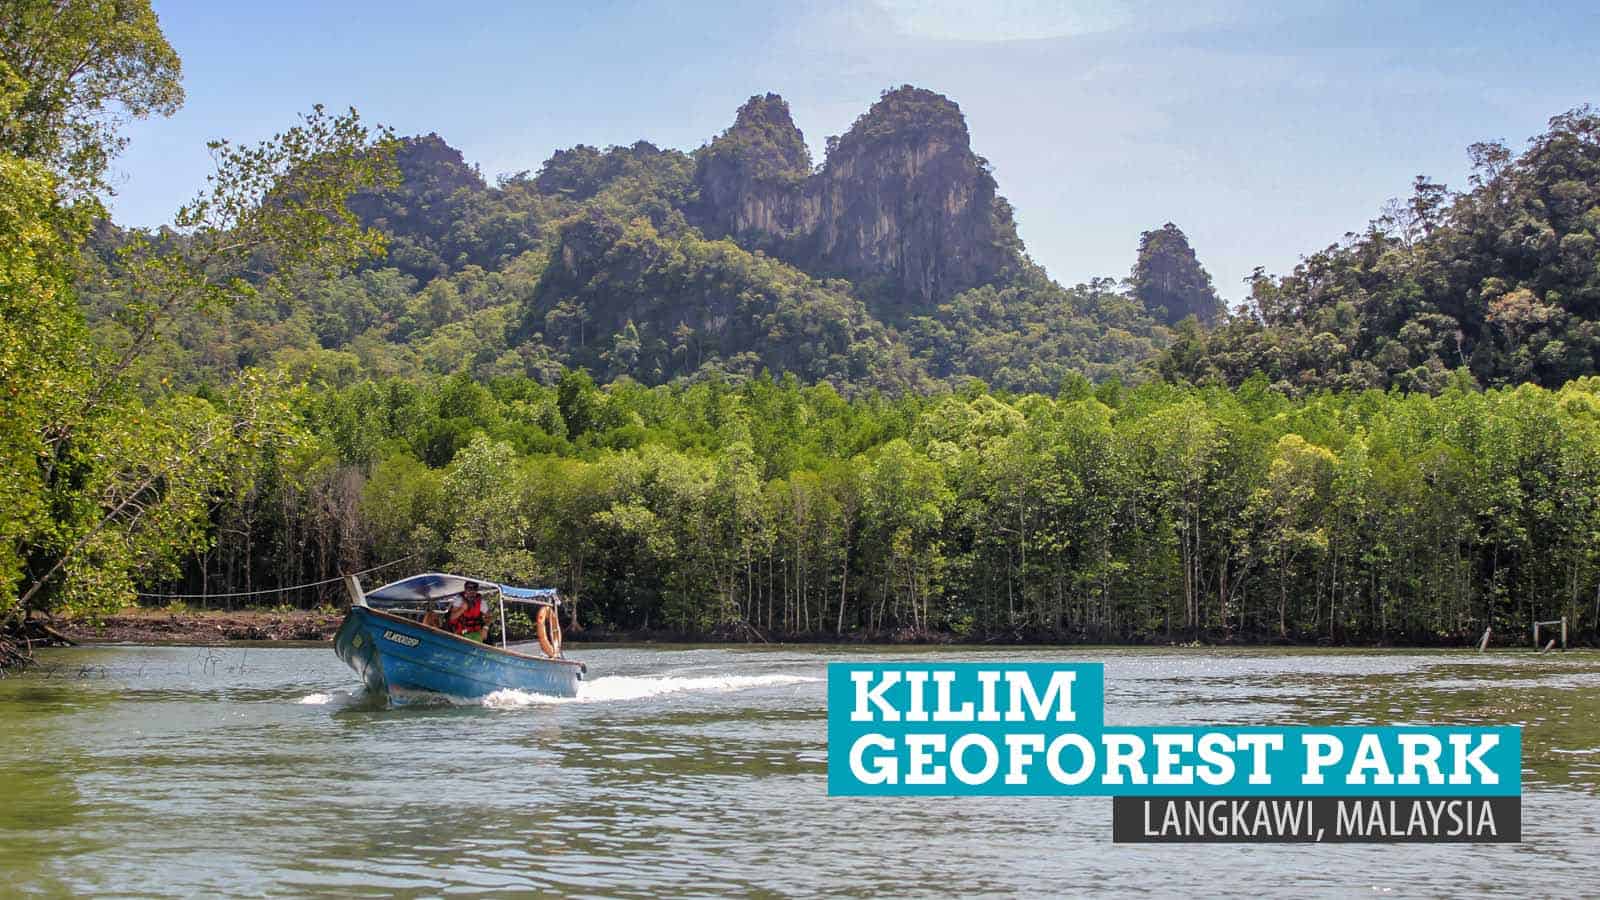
[2,644,1597,896]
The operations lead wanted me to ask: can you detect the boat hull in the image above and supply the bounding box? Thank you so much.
[334,605,583,703]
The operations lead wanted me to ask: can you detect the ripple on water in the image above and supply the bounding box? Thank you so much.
[483,673,818,707]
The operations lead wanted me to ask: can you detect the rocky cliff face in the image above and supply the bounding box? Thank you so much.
[694,93,818,249]
[694,87,1020,307]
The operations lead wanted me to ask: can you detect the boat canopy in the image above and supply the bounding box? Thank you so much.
[363,572,560,608]
[500,585,559,602]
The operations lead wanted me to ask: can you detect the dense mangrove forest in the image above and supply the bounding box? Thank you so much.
[133,371,1600,644]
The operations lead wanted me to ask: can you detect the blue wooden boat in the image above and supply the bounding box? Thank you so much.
[334,572,585,704]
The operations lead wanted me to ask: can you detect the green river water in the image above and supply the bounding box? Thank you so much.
[0,644,1596,896]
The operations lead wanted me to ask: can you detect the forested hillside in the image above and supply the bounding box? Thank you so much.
[77,87,1171,396]
[1163,106,1600,394]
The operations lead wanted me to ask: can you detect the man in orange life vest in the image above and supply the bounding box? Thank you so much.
[431,581,489,642]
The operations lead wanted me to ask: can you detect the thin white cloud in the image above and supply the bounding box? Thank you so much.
[875,0,1130,41]
[871,0,1268,43]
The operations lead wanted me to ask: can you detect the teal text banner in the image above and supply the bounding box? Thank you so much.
[827,663,1521,797]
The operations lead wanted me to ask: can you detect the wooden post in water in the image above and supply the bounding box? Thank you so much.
[1478,627,1492,653]
[1541,639,1557,654]
[1534,618,1568,651]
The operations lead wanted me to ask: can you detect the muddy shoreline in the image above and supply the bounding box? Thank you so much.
[36,607,1588,650]
[58,609,347,644]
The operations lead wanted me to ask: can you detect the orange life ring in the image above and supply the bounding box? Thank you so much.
[535,605,563,658]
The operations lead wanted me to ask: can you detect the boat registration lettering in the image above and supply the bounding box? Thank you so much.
[382,629,420,647]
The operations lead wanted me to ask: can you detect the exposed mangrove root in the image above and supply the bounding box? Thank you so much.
[0,633,28,672]
[1,616,91,672]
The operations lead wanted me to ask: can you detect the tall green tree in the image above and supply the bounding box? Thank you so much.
[0,153,81,613]
[0,5,397,621]
[0,0,182,196]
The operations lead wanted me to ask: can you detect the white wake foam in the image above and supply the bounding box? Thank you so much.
[482,673,816,708]
[297,692,335,705]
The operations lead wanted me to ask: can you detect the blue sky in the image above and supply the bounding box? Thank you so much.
[114,0,1598,301]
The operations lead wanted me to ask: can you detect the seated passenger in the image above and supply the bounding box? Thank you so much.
[447,581,489,642]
